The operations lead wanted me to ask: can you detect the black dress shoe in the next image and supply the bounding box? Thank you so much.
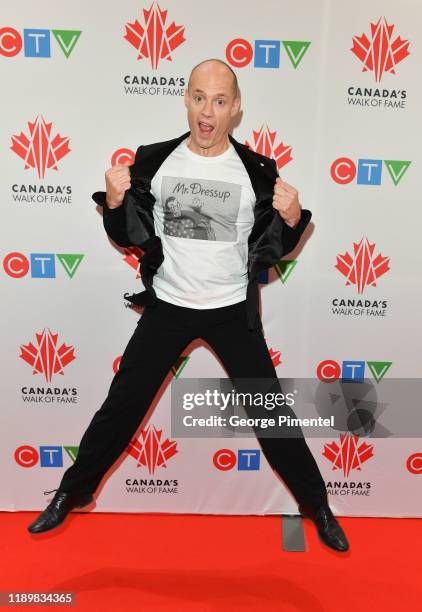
[27,489,94,534]
[299,503,349,552]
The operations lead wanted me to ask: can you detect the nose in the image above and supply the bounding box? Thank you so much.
[201,98,213,118]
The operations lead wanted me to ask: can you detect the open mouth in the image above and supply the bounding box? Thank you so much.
[198,121,214,135]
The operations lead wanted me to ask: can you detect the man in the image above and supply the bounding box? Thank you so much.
[27,59,349,552]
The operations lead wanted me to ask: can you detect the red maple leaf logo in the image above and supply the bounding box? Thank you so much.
[268,348,282,367]
[323,433,374,477]
[123,246,144,278]
[126,425,178,474]
[245,125,292,170]
[124,2,186,69]
[11,115,71,179]
[351,16,410,82]
[20,329,76,383]
[335,237,390,294]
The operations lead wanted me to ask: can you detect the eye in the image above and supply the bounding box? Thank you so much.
[194,95,203,102]
[216,99,225,106]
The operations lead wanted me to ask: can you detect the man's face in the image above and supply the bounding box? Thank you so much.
[184,62,240,153]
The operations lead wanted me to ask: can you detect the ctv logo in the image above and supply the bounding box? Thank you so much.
[406,453,422,475]
[113,351,189,378]
[259,259,297,285]
[14,445,79,467]
[331,157,411,186]
[317,359,392,383]
[0,27,81,58]
[226,38,310,69]
[111,148,136,166]
[3,252,84,279]
[213,449,260,471]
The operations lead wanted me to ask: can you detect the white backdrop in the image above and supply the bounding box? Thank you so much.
[2,0,421,516]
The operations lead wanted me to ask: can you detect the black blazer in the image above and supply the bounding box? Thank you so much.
[92,131,312,330]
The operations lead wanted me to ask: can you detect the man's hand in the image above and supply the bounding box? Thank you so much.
[272,176,301,228]
[105,161,131,209]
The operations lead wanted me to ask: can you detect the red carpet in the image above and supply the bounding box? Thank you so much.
[1,511,421,611]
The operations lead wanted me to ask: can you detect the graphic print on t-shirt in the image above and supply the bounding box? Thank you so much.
[161,176,241,242]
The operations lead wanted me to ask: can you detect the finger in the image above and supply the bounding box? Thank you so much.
[275,177,290,195]
[114,175,131,187]
[272,200,287,213]
[115,170,130,180]
[114,180,131,192]
[112,171,131,183]
[280,182,295,193]
[113,165,131,175]
[278,185,293,196]
[113,179,130,189]
[273,193,288,206]
[276,185,296,200]
[273,198,292,213]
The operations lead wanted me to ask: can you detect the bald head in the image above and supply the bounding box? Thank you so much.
[188,58,239,99]
[184,57,241,156]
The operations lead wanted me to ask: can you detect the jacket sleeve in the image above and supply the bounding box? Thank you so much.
[91,146,143,247]
[267,203,312,257]
[267,158,312,257]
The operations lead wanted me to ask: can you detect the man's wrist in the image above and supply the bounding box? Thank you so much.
[280,212,300,229]
[105,196,123,210]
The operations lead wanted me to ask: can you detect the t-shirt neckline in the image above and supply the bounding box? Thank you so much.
[181,138,235,163]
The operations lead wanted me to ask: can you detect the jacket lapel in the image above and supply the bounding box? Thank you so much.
[229,133,278,196]
[229,134,284,279]
[124,132,190,245]
[130,131,190,185]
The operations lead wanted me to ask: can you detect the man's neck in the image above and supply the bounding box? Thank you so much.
[186,135,230,157]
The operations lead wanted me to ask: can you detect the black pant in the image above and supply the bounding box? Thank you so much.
[59,297,327,510]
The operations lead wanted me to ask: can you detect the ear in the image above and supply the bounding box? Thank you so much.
[183,89,189,109]
[230,95,241,117]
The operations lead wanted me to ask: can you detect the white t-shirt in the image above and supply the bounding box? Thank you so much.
[150,138,256,308]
